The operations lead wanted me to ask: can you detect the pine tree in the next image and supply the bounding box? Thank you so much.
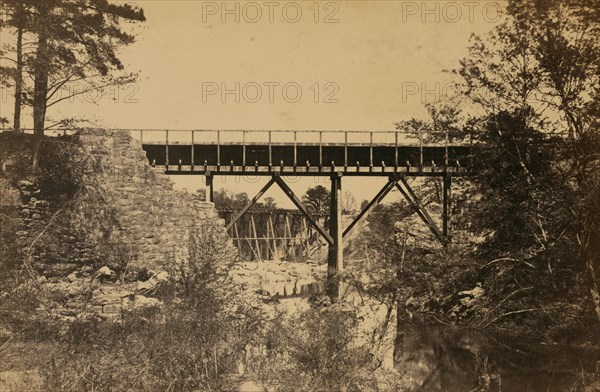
[0,0,31,131]
[17,0,145,167]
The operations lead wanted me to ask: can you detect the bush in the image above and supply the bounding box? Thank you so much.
[42,308,231,392]
[0,131,35,184]
[257,304,382,391]
[37,134,84,201]
[39,223,264,392]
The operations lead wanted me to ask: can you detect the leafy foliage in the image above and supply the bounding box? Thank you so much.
[258,305,383,391]
[457,0,600,326]
[37,134,85,200]
[1,0,146,164]
[213,188,278,211]
[40,223,263,392]
[302,185,330,215]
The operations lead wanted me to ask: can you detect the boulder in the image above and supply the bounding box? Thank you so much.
[96,266,115,281]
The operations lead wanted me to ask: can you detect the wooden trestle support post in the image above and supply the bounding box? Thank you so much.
[327,173,344,298]
[205,172,214,202]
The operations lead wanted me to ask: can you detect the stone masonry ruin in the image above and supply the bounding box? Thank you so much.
[5,129,234,320]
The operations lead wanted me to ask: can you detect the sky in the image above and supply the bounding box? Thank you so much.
[0,0,505,206]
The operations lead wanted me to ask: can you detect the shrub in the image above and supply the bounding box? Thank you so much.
[0,131,35,184]
[257,304,380,391]
[40,223,264,392]
[37,134,84,201]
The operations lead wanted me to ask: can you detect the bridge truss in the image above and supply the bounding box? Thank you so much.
[135,129,472,297]
[217,208,328,262]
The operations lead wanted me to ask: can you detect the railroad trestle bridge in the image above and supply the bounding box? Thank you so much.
[132,129,472,296]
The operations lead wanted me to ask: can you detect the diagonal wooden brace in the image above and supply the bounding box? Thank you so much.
[396,177,447,245]
[226,177,276,231]
[273,175,334,245]
[343,178,398,240]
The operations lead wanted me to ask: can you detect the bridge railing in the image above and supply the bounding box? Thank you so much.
[140,129,472,173]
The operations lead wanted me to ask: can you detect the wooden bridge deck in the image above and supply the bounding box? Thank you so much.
[135,129,473,176]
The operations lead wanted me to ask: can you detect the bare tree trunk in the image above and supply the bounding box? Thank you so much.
[32,24,48,170]
[13,1,24,132]
[585,257,600,324]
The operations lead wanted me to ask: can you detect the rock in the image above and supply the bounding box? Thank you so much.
[96,266,115,277]
[17,180,35,190]
[136,271,169,292]
[136,280,152,291]
[33,200,49,208]
[130,295,161,309]
[46,281,80,299]
[45,263,79,276]
[458,283,485,299]
[64,236,77,244]
[155,271,169,282]
[60,309,78,317]
[93,290,132,306]
[102,304,122,314]
[255,289,270,297]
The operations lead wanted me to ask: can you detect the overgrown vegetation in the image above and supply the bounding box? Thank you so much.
[1,224,262,391]
[256,304,406,392]
[0,132,85,334]
[0,131,83,198]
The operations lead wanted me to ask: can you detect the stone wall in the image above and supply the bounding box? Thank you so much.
[6,129,234,320]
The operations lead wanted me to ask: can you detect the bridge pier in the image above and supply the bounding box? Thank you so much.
[205,172,214,202]
[327,173,344,298]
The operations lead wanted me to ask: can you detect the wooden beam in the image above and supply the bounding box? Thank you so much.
[319,131,323,169]
[268,214,278,260]
[273,175,334,245]
[191,131,194,170]
[205,173,214,203]
[395,177,446,245]
[225,177,276,230]
[268,131,272,169]
[217,130,221,167]
[244,235,261,261]
[242,131,246,168]
[165,130,169,169]
[327,173,343,298]
[344,131,348,168]
[369,132,373,169]
[343,178,397,240]
[395,132,399,169]
[250,215,262,261]
[418,131,423,169]
[293,131,297,168]
[233,222,242,254]
[302,217,310,258]
[283,213,292,257]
